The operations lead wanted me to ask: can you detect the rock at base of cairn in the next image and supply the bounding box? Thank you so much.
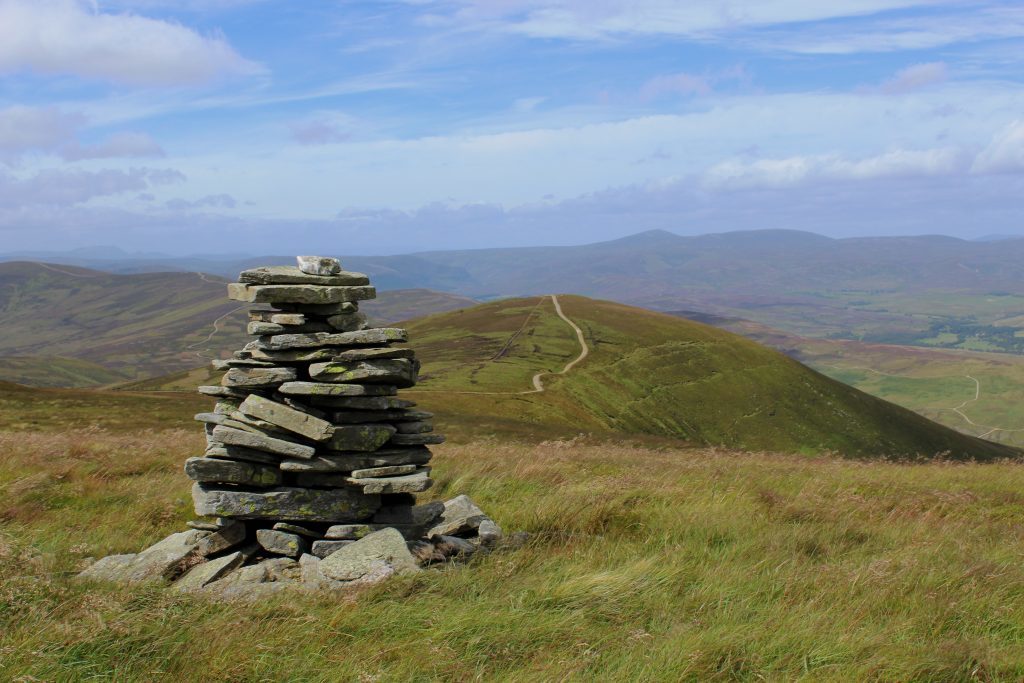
[77,256,512,598]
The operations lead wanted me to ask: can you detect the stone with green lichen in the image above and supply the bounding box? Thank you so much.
[253,327,405,351]
[192,483,380,522]
[308,359,419,387]
[325,424,397,452]
[227,283,376,305]
[239,394,334,442]
[279,382,396,398]
[257,529,308,558]
[184,457,282,487]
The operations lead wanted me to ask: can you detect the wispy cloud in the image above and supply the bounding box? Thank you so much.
[880,62,948,94]
[0,0,262,85]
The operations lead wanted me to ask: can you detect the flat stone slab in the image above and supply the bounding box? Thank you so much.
[212,426,316,460]
[428,495,488,538]
[257,529,308,558]
[318,528,420,582]
[198,385,249,399]
[193,483,380,523]
[297,255,341,275]
[279,382,397,397]
[279,446,432,472]
[254,328,406,351]
[273,522,322,539]
[240,394,334,442]
[228,283,376,305]
[205,443,281,465]
[308,359,418,387]
[325,424,396,452]
[184,457,282,487]
[78,530,209,584]
[394,421,433,434]
[324,524,372,540]
[211,358,276,370]
[240,265,368,286]
[350,464,417,478]
[333,347,415,362]
[195,520,247,556]
[271,302,359,315]
[222,366,297,388]
[348,470,432,495]
[250,311,306,325]
[175,551,244,591]
[246,348,343,363]
[248,321,331,335]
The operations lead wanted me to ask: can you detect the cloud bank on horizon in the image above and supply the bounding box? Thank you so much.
[0,0,1022,254]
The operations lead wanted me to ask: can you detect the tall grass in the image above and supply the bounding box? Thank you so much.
[3,429,1024,680]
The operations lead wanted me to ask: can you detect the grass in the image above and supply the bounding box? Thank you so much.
[3,423,1024,680]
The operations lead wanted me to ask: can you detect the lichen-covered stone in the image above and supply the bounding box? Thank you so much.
[254,328,406,351]
[278,382,396,397]
[325,424,397,452]
[193,483,380,523]
[184,457,282,487]
[240,265,367,286]
[318,528,420,582]
[228,283,376,305]
[239,394,334,442]
[349,469,432,495]
[256,529,307,558]
[308,359,419,387]
[279,446,431,472]
[211,425,315,460]
[175,551,245,591]
[221,366,296,388]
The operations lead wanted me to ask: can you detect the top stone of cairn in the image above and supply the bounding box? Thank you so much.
[297,255,342,276]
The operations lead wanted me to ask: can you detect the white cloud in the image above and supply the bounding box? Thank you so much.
[704,148,968,189]
[0,0,261,86]
[61,132,165,161]
[639,72,712,100]
[0,167,184,207]
[972,120,1024,173]
[438,0,949,39]
[880,62,948,94]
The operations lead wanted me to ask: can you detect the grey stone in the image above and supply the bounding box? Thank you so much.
[228,283,376,305]
[279,382,397,397]
[308,396,415,411]
[394,421,433,434]
[325,311,368,332]
[279,446,432,472]
[198,385,248,399]
[282,398,329,419]
[194,412,229,426]
[193,483,380,523]
[273,522,322,539]
[222,366,296,388]
[211,358,276,370]
[184,457,282,487]
[248,321,330,335]
[333,347,415,362]
[299,553,324,586]
[257,529,308,558]
[324,524,372,540]
[239,264,367,285]
[239,394,334,442]
[195,519,247,557]
[246,347,341,363]
[212,425,315,459]
[187,519,223,531]
[175,551,244,591]
[254,327,406,351]
[226,411,294,437]
[428,495,488,538]
[205,443,281,465]
[318,528,420,582]
[325,424,397,452]
[350,464,417,478]
[78,530,209,584]
[296,255,342,275]
[213,400,242,415]
[477,519,504,546]
[389,433,445,446]
[349,470,432,495]
[308,359,418,388]
[250,311,306,325]
[311,540,354,559]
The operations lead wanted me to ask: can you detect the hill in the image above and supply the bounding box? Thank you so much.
[0,262,476,386]
[12,230,1024,353]
[402,296,1016,459]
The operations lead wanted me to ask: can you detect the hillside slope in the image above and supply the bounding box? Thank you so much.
[404,296,1018,459]
[0,262,476,386]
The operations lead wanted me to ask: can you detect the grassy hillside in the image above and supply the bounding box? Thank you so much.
[403,296,1017,459]
[4,415,1024,679]
[0,262,475,387]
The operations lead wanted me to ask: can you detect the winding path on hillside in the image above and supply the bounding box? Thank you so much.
[188,305,246,360]
[32,261,99,278]
[410,294,589,396]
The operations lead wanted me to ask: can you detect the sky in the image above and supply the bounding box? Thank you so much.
[0,0,1023,255]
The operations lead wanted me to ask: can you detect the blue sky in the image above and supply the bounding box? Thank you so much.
[1,0,1023,254]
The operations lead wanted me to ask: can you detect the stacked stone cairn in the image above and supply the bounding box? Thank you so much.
[80,256,505,597]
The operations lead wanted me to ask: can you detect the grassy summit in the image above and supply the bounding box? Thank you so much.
[405,295,1018,459]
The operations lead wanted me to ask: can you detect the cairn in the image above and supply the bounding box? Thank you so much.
[80,256,503,597]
